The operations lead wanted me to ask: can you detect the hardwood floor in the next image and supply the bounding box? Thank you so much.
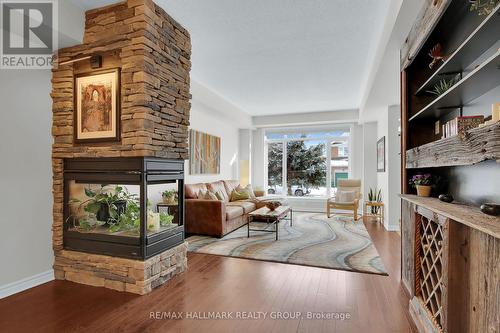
[0,217,414,333]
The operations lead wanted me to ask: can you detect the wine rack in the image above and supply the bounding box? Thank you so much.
[415,213,445,331]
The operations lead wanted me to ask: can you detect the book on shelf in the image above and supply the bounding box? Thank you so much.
[441,115,484,139]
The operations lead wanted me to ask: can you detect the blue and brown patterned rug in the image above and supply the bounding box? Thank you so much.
[187,212,387,275]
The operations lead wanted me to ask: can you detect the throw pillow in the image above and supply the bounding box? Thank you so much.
[242,184,256,199]
[230,189,250,201]
[336,190,356,203]
[198,190,218,200]
[236,184,256,199]
[206,191,218,200]
[214,191,224,201]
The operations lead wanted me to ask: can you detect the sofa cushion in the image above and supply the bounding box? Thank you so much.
[223,180,240,197]
[207,181,229,202]
[226,206,244,220]
[227,200,257,214]
[330,201,356,207]
[185,183,208,199]
[336,190,356,203]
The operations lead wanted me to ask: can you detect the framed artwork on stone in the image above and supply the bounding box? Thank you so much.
[377,136,385,172]
[189,129,221,174]
[74,68,120,143]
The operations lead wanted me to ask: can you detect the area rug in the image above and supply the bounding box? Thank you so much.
[187,212,387,275]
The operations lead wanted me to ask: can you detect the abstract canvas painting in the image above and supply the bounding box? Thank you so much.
[75,69,120,142]
[189,129,220,174]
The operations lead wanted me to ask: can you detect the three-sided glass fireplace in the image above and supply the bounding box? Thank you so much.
[63,157,185,259]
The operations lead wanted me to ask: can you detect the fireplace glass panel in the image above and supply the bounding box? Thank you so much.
[147,183,181,235]
[63,157,185,259]
[67,182,141,237]
[66,181,183,237]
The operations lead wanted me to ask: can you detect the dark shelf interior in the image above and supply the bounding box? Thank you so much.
[409,50,500,121]
[414,5,500,96]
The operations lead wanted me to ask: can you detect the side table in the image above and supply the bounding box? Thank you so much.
[363,201,384,223]
[157,202,179,222]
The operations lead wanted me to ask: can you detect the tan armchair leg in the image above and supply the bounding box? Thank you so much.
[327,205,330,218]
[354,209,358,221]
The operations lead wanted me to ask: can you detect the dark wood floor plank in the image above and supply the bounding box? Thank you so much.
[0,217,414,333]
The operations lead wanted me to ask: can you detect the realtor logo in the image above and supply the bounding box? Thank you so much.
[1,0,58,69]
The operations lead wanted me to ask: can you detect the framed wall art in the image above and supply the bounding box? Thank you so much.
[74,68,120,143]
[377,136,385,172]
[189,129,221,174]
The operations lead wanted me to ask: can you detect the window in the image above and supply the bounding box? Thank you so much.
[286,140,327,196]
[267,142,283,195]
[265,128,350,197]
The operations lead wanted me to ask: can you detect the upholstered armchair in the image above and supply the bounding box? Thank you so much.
[327,179,362,221]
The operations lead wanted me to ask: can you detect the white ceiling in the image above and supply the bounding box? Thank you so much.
[70,0,392,116]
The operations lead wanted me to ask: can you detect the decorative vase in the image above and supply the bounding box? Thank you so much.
[266,201,281,211]
[254,190,265,197]
[96,200,127,224]
[416,185,431,197]
[162,196,175,204]
[147,211,160,231]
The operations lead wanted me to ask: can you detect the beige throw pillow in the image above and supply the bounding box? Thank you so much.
[198,190,218,200]
[336,190,356,203]
[214,191,224,201]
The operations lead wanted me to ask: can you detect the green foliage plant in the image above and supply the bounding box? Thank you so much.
[159,212,174,227]
[368,188,382,214]
[162,189,177,199]
[268,138,327,196]
[68,185,140,233]
[427,75,459,96]
[469,0,499,16]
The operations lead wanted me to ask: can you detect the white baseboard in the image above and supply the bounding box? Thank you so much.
[0,270,54,299]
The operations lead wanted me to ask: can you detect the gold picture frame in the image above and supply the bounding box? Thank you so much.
[74,68,120,143]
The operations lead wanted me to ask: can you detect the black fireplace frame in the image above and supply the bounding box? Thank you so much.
[63,157,185,260]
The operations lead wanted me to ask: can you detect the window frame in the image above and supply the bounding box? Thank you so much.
[264,128,351,198]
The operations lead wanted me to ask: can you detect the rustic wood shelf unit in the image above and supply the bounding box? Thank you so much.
[400,1,500,332]
[406,121,500,168]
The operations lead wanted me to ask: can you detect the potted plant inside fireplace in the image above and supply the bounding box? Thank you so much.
[63,157,185,260]
[67,185,140,231]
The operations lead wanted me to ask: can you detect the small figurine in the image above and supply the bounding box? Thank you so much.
[428,43,448,69]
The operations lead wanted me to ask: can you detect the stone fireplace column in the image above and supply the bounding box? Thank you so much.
[51,0,191,294]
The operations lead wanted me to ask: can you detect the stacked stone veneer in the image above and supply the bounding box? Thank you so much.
[51,0,191,294]
[53,244,188,295]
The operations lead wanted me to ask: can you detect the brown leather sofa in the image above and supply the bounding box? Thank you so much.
[185,180,283,237]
